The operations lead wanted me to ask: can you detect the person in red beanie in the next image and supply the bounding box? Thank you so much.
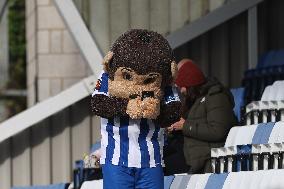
[168,59,237,173]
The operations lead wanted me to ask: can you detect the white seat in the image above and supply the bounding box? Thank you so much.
[222,171,245,189]
[194,173,211,189]
[80,180,103,189]
[225,125,258,147]
[186,174,200,189]
[225,127,240,147]
[275,81,284,100]
[237,171,255,189]
[261,85,272,101]
[268,121,284,143]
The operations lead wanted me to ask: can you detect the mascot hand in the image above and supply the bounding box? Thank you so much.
[141,97,160,119]
[126,97,143,119]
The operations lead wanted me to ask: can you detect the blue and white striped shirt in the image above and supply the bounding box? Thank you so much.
[92,71,180,168]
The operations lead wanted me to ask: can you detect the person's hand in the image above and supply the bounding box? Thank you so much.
[167,125,175,133]
[171,118,185,131]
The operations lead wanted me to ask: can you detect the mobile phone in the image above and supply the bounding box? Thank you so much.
[141,91,154,100]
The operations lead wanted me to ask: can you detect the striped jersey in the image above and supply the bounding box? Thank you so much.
[92,71,180,168]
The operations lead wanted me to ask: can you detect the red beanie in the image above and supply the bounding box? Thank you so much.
[175,60,205,88]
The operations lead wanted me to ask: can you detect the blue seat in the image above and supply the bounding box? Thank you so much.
[230,88,245,122]
[243,50,284,103]
[90,141,101,153]
[12,183,68,189]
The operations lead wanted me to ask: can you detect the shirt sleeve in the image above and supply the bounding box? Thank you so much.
[92,71,109,97]
[163,85,180,104]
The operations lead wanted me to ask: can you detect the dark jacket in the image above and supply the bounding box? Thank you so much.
[182,78,237,173]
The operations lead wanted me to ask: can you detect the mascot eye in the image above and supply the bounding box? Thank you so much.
[123,72,133,81]
[144,74,158,84]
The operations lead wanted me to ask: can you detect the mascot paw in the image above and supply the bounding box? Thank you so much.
[141,97,160,119]
[126,97,143,119]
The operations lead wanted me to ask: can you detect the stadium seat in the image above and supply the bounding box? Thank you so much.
[11,183,69,189]
[230,88,245,122]
[79,169,284,189]
[211,121,284,173]
[245,80,284,124]
[243,50,284,103]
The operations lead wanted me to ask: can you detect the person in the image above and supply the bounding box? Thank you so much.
[168,59,237,173]
[91,29,181,189]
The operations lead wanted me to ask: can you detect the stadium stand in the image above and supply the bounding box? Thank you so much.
[20,54,284,188]
[242,50,284,104]
[245,80,284,125]
[11,183,69,189]
[10,46,284,189]
[77,170,284,189]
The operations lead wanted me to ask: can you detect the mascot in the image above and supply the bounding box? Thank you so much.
[91,29,181,189]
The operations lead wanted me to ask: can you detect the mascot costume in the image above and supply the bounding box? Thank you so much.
[91,29,181,189]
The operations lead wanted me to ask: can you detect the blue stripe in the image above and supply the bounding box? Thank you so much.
[236,159,241,172]
[105,118,115,163]
[252,122,275,144]
[204,173,228,189]
[138,118,150,167]
[236,144,252,171]
[163,175,175,189]
[260,122,275,144]
[237,145,252,155]
[119,117,129,167]
[151,125,161,165]
[99,72,108,93]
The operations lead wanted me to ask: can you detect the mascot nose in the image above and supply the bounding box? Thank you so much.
[141,91,154,100]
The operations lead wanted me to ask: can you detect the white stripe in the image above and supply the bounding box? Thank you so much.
[128,119,142,168]
[172,86,180,101]
[146,121,156,167]
[100,118,108,165]
[111,118,120,165]
[194,173,211,189]
[186,174,200,189]
[92,91,108,97]
[269,122,284,143]
[158,128,165,166]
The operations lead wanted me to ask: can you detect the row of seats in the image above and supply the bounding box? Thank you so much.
[79,169,284,189]
[211,121,284,173]
[14,50,284,189]
[242,50,284,104]
[12,183,69,189]
[225,122,284,146]
[245,81,284,125]
[211,143,284,173]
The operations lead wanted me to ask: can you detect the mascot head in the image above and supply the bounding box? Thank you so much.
[102,29,177,101]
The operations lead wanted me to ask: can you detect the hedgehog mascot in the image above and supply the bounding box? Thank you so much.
[91,29,181,189]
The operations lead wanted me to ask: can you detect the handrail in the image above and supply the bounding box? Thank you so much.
[0,0,8,23]
[0,76,96,143]
[166,0,264,49]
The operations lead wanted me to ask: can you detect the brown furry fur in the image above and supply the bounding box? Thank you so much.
[91,29,181,127]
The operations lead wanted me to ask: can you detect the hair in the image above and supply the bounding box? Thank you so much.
[108,29,175,87]
[181,85,203,118]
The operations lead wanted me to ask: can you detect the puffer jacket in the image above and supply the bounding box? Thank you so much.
[182,77,237,173]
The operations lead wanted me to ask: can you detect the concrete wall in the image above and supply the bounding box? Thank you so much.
[26,0,89,107]
[88,0,215,54]
[0,6,9,89]
[0,4,9,123]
